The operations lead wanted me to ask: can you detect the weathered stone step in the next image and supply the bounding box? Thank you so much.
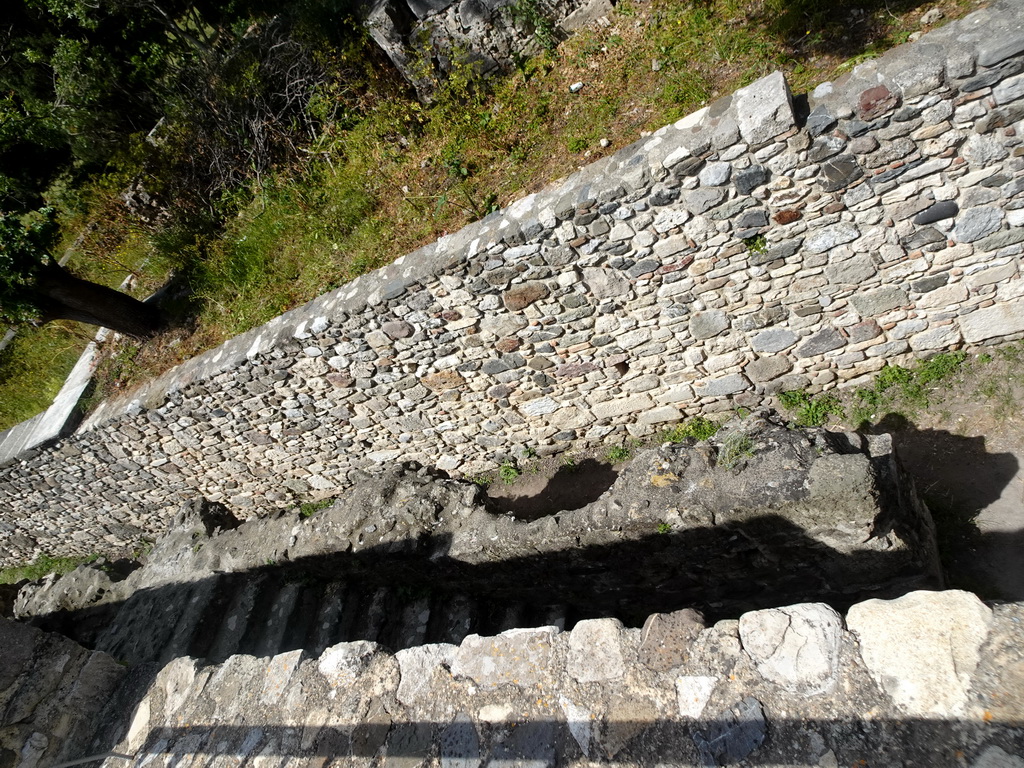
[205,573,268,661]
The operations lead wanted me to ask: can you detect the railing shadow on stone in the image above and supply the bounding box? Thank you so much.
[25,512,943,666]
[116,718,1024,765]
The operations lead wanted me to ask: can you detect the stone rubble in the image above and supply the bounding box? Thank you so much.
[1,1,1024,573]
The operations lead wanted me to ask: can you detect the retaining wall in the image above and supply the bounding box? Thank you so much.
[1,1,1024,566]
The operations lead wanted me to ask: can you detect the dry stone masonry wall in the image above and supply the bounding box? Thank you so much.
[2,1,1024,565]
[5,592,1024,767]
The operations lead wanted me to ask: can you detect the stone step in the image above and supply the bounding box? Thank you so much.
[429,593,475,645]
[308,580,348,655]
[157,580,218,666]
[251,580,301,658]
[206,573,268,661]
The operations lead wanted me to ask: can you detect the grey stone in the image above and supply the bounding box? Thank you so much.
[913,201,959,226]
[911,273,950,293]
[582,267,631,299]
[684,188,728,214]
[690,311,730,340]
[962,134,1009,166]
[805,105,837,138]
[961,300,1024,342]
[952,207,1004,243]
[739,603,843,695]
[819,155,864,192]
[698,162,732,186]
[807,135,846,163]
[568,618,626,682]
[734,165,770,195]
[736,208,768,230]
[693,373,750,397]
[805,223,860,253]
[734,71,795,144]
[903,226,946,249]
[825,255,875,284]
[694,697,767,766]
[973,227,1024,252]
[382,320,415,339]
[977,22,1024,66]
[745,355,792,383]
[850,285,908,316]
[795,327,845,357]
[752,328,798,353]
[994,73,1024,105]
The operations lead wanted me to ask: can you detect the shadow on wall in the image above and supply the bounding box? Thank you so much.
[90,717,1023,766]
[867,414,1023,601]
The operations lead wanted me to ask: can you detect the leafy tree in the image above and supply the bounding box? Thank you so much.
[0,208,163,336]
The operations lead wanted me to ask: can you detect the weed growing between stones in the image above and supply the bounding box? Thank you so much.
[717,433,755,470]
[851,351,968,425]
[660,416,721,443]
[299,498,334,518]
[744,233,768,254]
[656,522,672,534]
[499,461,522,485]
[606,444,634,463]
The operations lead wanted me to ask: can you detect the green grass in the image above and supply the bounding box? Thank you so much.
[717,432,755,469]
[778,390,845,427]
[0,324,88,429]
[0,553,99,585]
[606,444,634,463]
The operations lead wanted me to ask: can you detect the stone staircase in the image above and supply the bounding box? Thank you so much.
[16,414,941,669]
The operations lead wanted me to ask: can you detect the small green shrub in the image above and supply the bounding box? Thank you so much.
[606,444,633,463]
[499,461,521,484]
[744,234,768,254]
[299,498,334,518]
[0,554,99,585]
[656,522,672,534]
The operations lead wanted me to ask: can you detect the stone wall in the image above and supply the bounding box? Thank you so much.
[1,0,1024,566]
[6,591,1024,767]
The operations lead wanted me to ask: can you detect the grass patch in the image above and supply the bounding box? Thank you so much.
[0,553,99,585]
[499,461,522,485]
[0,323,90,430]
[606,444,634,463]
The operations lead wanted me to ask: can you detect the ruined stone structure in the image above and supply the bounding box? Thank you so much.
[360,0,614,99]
[1,4,1023,575]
